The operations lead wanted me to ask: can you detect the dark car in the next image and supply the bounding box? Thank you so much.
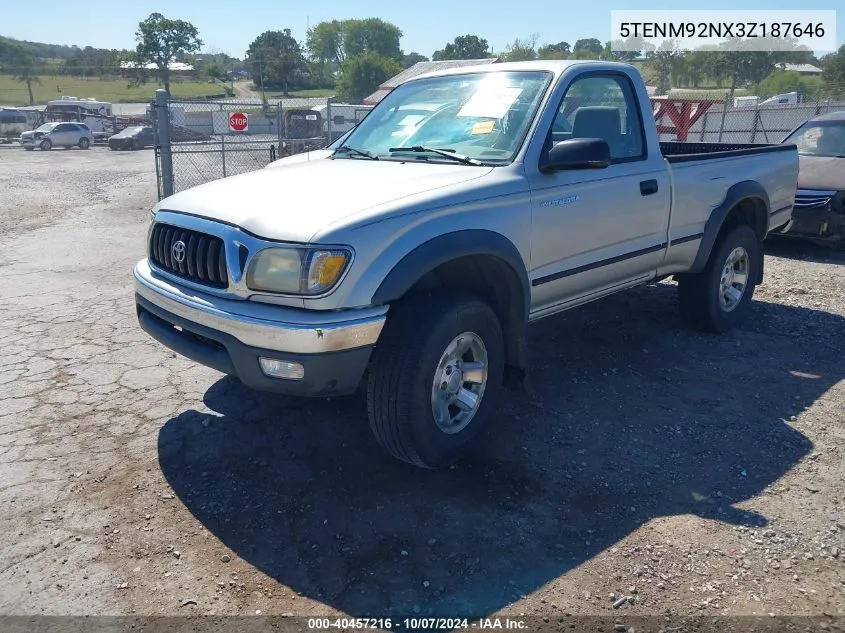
[773,111,845,247]
[108,126,155,150]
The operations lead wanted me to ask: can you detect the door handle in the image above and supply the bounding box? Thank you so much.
[640,179,658,196]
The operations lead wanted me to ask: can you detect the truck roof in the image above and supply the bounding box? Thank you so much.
[413,59,639,81]
[47,97,112,106]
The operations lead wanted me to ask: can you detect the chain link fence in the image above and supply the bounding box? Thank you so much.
[653,95,845,143]
[151,90,373,198]
[151,87,845,198]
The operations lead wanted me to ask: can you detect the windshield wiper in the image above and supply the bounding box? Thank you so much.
[388,145,483,166]
[333,144,379,160]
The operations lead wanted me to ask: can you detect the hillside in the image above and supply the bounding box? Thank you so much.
[0,35,124,62]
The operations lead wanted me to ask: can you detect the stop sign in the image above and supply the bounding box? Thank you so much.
[229,112,249,132]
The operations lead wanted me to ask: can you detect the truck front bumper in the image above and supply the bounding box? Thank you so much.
[134,259,387,396]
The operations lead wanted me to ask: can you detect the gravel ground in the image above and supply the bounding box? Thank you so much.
[0,147,843,630]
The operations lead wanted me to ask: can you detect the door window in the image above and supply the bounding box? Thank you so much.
[549,75,646,162]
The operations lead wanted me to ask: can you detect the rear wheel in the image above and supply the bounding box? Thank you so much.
[40,139,52,151]
[678,224,761,333]
[366,292,505,469]
[132,139,141,151]
[78,137,90,150]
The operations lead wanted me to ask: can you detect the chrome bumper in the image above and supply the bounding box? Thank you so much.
[133,258,386,354]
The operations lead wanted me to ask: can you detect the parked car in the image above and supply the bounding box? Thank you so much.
[770,111,845,247]
[134,60,798,469]
[20,122,94,151]
[109,126,155,151]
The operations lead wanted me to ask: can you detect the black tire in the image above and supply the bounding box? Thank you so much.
[78,137,90,150]
[40,139,52,151]
[366,292,505,469]
[678,223,761,333]
[24,146,34,151]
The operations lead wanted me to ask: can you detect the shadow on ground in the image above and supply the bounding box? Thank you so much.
[158,282,843,618]
[765,235,845,264]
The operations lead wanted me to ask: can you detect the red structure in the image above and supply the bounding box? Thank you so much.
[650,96,722,141]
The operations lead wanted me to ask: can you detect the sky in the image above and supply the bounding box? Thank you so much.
[1,0,843,59]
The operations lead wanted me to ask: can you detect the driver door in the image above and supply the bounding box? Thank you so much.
[526,72,671,316]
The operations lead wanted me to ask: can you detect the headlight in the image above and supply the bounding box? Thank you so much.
[246,247,351,295]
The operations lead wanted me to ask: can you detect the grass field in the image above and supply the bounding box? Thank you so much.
[0,75,229,106]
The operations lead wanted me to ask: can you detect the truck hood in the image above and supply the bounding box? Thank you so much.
[797,154,845,191]
[155,157,494,242]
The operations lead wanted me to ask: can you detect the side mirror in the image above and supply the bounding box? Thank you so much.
[541,137,611,172]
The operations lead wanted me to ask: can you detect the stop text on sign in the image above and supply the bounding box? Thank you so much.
[229,112,249,132]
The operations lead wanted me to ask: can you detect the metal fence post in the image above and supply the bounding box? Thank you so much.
[717,92,729,143]
[277,102,283,148]
[149,98,162,199]
[221,135,226,178]
[155,89,174,198]
[750,106,759,143]
[326,97,333,144]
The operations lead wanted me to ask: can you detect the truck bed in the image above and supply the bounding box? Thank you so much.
[660,141,796,163]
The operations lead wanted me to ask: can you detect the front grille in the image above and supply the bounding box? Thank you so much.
[794,189,836,209]
[149,222,228,288]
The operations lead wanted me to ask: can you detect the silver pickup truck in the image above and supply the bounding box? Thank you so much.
[134,61,799,469]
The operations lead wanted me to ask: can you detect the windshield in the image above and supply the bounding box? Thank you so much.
[36,123,58,132]
[338,71,551,164]
[783,122,845,157]
[120,127,143,135]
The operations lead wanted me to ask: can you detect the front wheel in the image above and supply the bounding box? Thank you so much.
[40,139,52,151]
[78,137,90,150]
[677,224,761,333]
[366,292,505,468]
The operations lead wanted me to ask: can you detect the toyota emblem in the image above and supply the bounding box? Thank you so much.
[171,240,186,263]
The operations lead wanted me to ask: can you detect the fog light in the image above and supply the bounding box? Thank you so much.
[259,357,305,380]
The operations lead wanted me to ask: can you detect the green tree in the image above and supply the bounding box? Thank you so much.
[758,70,823,99]
[336,52,402,102]
[134,12,203,93]
[307,18,403,68]
[432,35,491,61]
[503,35,538,62]
[247,29,307,96]
[344,18,402,60]
[683,51,708,88]
[573,38,603,56]
[646,40,684,95]
[821,45,845,88]
[307,20,346,65]
[537,41,570,59]
[3,45,42,105]
[204,61,226,81]
[402,52,428,68]
[702,39,778,102]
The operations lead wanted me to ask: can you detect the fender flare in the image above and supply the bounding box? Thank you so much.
[689,180,770,281]
[371,229,531,321]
